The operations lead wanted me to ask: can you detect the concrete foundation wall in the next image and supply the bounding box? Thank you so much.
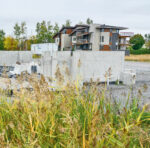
[0,51,125,85]
[41,51,125,84]
[0,51,34,66]
[41,51,72,79]
[71,51,124,82]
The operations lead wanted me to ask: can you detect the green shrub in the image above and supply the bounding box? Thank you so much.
[32,54,42,59]
[130,48,150,55]
[129,34,145,50]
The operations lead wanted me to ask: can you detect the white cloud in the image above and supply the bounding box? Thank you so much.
[0,0,150,35]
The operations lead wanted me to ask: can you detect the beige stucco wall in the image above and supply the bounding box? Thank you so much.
[100,32,110,45]
[89,24,101,51]
[61,34,71,51]
[89,24,110,51]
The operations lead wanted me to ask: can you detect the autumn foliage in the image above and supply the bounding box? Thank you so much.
[4,36,18,50]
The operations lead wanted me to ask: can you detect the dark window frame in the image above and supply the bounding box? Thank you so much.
[100,29,104,32]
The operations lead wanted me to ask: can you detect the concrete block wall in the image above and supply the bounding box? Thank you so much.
[70,51,124,83]
[0,51,34,66]
[0,51,125,86]
[41,51,125,85]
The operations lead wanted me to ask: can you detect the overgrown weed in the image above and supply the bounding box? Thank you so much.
[0,75,149,147]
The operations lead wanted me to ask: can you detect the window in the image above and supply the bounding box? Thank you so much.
[100,29,104,32]
[84,28,88,32]
[112,29,115,33]
[62,29,66,34]
[100,45,104,50]
[110,45,112,50]
[55,38,59,44]
[31,66,37,73]
[72,36,77,43]
[109,36,112,42]
[73,37,76,41]
[100,36,104,42]
[89,44,92,50]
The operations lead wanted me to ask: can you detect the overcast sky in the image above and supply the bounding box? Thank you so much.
[1,0,150,36]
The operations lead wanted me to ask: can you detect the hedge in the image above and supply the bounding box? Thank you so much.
[130,49,150,55]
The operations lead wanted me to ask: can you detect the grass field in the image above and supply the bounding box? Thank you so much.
[0,76,150,147]
[125,54,150,62]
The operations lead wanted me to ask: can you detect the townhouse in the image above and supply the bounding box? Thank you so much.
[53,24,131,51]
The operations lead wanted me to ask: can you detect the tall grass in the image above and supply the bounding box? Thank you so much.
[0,75,150,147]
[125,54,150,62]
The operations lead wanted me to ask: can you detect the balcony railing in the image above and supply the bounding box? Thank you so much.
[76,39,90,44]
[119,41,129,45]
[76,32,90,37]
[120,41,127,44]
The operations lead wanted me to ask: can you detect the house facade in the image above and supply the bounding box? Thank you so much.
[119,32,134,50]
[53,24,131,51]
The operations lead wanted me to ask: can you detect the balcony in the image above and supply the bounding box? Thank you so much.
[119,32,134,37]
[119,38,130,45]
[76,32,90,37]
[119,41,129,46]
[76,39,90,45]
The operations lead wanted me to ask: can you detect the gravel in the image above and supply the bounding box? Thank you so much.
[106,61,150,107]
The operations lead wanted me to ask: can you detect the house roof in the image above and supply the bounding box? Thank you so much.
[74,24,89,28]
[69,25,90,36]
[53,24,128,38]
[53,26,75,38]
[53,33,59,39]
[69,27,89,36]
[96,24,128,30]
[59,26,75,32]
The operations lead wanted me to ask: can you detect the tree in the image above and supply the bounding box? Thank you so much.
[20,22,27,36]
[86,18,93,25]
[4,36,18,50]
[53,23,59,34]
[145,41,150,50]
[20,22,27,50]
[78,21,83,25]
[0,30,5,50]
[145,34,150,49]
[36,21,54,43]
[65,20,71,27]
[129,34,145,50]
[13,22,27,50]
[14,23,21,40]
[145,34,150,42]
[26,36,37,50]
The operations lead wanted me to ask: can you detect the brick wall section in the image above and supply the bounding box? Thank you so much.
[101,45,111,51]
[104,29,110,32]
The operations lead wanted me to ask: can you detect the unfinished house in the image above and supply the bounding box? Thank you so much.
[54,24,131,51]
